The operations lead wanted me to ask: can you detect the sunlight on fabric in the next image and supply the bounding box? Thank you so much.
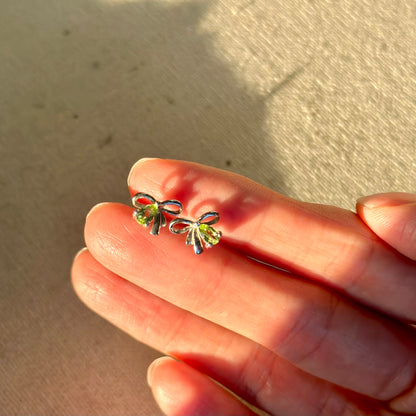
[97,0,139,3]
[97,0,189,4]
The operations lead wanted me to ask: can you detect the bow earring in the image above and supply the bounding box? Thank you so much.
[132,192,183,236]
[169,211,222,254]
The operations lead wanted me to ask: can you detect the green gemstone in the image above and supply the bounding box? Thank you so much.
[199,224,221,246]
[134,204,158,226]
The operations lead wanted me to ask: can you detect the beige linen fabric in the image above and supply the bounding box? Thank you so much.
[0,0,414,414]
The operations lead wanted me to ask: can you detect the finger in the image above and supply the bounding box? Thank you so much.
[72,249,382,416]
[84,204,416,401]
[357,193,416,260]
[147,357,256,416]
[127,159,416,322]
[389,387,416,415]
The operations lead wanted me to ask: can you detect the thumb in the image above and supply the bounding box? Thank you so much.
[356,192,416,260]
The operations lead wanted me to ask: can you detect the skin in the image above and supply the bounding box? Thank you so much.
[71,158,416,416]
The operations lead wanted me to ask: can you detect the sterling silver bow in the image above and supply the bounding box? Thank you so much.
[132,192,183,235]
[169,211,222,254]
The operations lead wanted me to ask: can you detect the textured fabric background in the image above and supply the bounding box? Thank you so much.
[0,0,414,414]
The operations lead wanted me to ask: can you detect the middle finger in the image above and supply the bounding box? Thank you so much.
[85,202,416,401]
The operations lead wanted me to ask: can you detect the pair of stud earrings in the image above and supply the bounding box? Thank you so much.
[131,192,222,255]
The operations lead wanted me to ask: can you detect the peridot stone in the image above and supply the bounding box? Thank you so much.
[199,223,221,246]
[134,204,158,226]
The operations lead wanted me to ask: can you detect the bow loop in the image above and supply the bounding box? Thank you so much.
[132,192,183,235]
[159,200,183,216]
[169,212,222,254]
[132,192,156,209]
[197,211,220,226]
[168,218,194,235]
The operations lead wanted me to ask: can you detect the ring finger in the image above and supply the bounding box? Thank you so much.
[72,249,386,416]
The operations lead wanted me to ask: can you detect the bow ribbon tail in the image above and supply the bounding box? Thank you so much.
[192,229,204,255]
[186,228,195,246]
[151,212,163,236]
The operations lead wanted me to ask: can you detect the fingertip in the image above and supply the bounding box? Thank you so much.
[356,193,416,260]
[147,357,197,416]
[71,247,108,301]
[84,202,134,262]
[357,192,416,209]
[71,247,89,282]
[85,203,114,245]
[71,247,92,300]
[70,245,122,316]
[147,357,254,416]
[389,387,416,415]
[147,356,176,387]
[86,202,113,220]
[73,246,88,262]
[127,157,159,187]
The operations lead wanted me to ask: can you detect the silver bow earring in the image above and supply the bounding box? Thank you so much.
[131,192,183,236]
[169,211,222,254]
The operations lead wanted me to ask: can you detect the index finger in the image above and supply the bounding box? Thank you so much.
[127,158,416,322]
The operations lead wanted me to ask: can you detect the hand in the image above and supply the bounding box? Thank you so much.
[72,159,416,416]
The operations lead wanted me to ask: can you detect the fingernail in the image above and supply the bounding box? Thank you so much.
[147,357,165,387]
[357,193,416,209]
[146,360,158,387]
[147,357,174,387]
[86,202,111,220]
[127,158,157,186]
[389,388,416,414]
[73,247,88,261]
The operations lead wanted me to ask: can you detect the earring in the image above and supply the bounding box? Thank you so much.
[132,192,183,236]
[169,211,222,254]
